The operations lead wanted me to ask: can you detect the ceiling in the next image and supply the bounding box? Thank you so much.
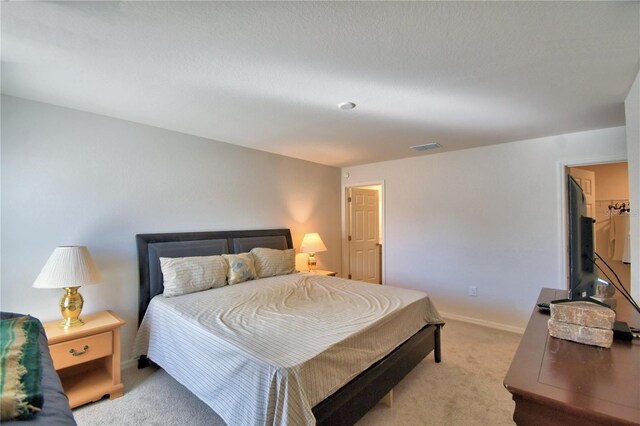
[2,2,639,168]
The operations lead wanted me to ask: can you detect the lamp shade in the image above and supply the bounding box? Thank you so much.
[33,246,102,289]
[300,233,327,254]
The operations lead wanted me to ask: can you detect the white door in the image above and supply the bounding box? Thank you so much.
[569,167,596,247]
[569,168,596,219]
[348,187,380,284]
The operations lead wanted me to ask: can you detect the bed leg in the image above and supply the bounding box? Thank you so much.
[138,355,150,369]
[434,325,442,363]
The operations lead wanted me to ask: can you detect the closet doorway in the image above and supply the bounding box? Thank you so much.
[568,162,630,292]
[345,184,383,284]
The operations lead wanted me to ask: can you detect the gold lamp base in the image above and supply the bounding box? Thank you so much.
[308,252,317,272]
[59,286,85,329]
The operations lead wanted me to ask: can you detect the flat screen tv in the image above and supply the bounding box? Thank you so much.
[567,175,598,300]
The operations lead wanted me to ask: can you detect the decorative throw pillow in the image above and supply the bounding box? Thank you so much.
[160,255,228,297]
[222,253,257,285]
[0,315,43,421]
[250,247,295,278]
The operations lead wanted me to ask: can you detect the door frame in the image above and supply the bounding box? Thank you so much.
[558,156,628,294]
[342,180,385,284]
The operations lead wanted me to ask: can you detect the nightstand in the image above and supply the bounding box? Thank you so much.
[43,310,125,408]
[311,270,337,277]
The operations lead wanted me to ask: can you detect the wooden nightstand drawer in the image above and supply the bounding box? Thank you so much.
[49,331,113,370]
[312,270,337,277]
[44,310,125,408]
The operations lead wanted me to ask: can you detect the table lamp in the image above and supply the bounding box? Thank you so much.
[300,233,327,272]
[33,246,103,328]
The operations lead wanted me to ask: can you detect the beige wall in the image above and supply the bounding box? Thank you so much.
[577,162,629,201]
[1,95,342,366]
[575,162,631,292]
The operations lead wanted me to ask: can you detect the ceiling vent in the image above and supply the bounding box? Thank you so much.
[411,143,441,152]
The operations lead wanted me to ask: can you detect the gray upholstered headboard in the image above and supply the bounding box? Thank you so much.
[136,229,293,325]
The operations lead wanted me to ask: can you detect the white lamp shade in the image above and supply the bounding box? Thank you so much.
[33,246,103,289]
[300,233,327,254]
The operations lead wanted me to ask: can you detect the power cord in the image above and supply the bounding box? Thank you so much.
[593,252,640,314]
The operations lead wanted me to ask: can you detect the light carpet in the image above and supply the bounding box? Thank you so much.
[73,319,521,425]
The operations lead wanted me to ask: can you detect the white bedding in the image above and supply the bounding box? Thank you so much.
[133,273,443,426]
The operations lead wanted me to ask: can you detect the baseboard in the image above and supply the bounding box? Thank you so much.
[440,311,525,335]
[121,358,137,371]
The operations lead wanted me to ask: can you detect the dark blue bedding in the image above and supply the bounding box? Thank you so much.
[1,312,76,426]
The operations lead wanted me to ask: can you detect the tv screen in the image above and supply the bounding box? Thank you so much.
[567,175,597,300]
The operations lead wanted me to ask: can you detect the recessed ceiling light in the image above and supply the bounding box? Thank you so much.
[411,143,441,151]
[338,102,356,110]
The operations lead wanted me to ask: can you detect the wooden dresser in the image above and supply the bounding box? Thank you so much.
[504,288,640,425]
[43,310,125,408]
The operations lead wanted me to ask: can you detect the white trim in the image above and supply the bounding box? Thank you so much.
[341,180,386,284]
[121,358,137,371]
[440,311,525,335]
[557,156,628,295]
[556,160,569,291]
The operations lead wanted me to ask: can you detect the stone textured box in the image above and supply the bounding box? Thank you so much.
[550,301,615,330]
[548,319,613,348]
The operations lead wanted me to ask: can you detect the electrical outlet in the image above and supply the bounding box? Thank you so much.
[468,286,478,297]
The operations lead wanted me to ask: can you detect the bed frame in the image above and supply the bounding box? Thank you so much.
[136,228,442,426]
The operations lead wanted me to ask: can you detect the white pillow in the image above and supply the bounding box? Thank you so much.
[250,247,295,278]
[160,255,228,297]
[222,253,257,285]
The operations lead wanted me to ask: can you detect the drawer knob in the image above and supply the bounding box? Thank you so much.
[69,345,89,356]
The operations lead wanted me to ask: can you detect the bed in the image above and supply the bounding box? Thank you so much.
[134,228,443,426]
[1,312,76,426]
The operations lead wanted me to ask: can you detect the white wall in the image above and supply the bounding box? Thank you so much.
[625,69,640,302]
[1,96,341,365]
[342,127,627,332]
